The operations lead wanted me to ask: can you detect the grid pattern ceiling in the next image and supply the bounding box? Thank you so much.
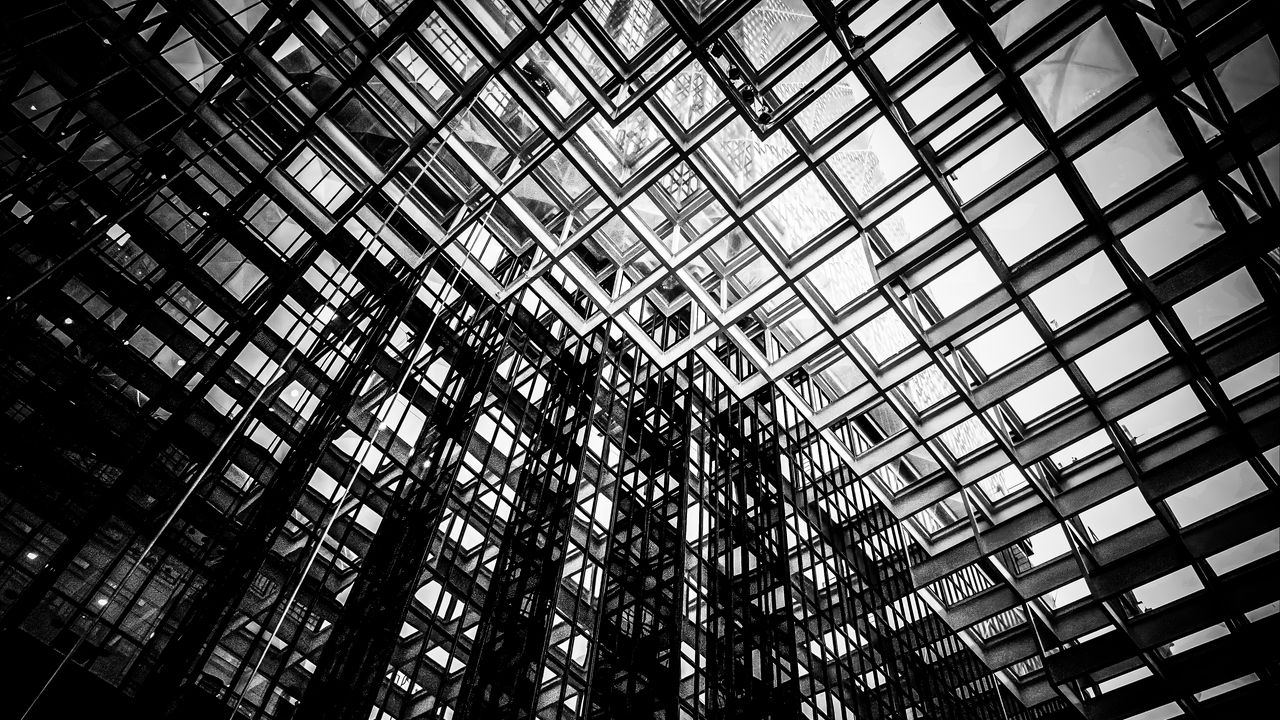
[1,0,1278,718]
[285,0,1280,553]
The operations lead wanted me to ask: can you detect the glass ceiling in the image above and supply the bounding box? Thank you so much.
[368,0,1277,535]
[388,2,1275,710]
[3,0,1277,717]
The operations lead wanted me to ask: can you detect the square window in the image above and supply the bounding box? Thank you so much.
[1119,385,1204,445]
[873,5,953,79]
[1031,253,1126,329]
[831,117,917,204]
[981,175,1083,264]
[1207,531,1279,575]
[1024,524,1071,568]
[758,173,843,254]
[1078,487,1154,541]
[854,308,915,365]
[992,0,1070,47]
[950,126,1042,202]
[1007,369,1078,424]
[965,312,1041,376]
[1130,566,1203,613]
[805,237,876,312]
[923,253,1000,318]
[937,416,994,459]
[1120,192,1223,275]
[878,187,952,252]
[899,364,956,413]
[1173,268,1264,338]
[1042,578,1090,610]
[1022,19,1136,130]
[903,52,985,121]
[1076,110,1180,208]
[729,0,815,71]
[1164,462,1267,527]
[1220,353,1280,399]
[1167,623,1230,655]
[977,465,1030,504]
[1075,322,1165,391]
[1216,36,1280,112]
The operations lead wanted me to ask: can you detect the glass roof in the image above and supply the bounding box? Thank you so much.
[329,1,1276,705]
[2,0,1277,718]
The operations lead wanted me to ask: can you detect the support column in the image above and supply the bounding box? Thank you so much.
[698,388,806,720]
[738,388,803,719]
[587,364,690,720]
[455,338,601,719]
[293,307,507,720]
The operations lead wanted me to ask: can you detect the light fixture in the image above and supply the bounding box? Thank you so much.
[25,552,38,561]
[96,597,108,607]
[62,317,73,326]
[727,66,741,81]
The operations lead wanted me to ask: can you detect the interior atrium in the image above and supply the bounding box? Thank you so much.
[0,0,1277,719]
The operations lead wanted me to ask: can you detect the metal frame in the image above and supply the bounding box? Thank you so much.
[0,0,1275,718]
